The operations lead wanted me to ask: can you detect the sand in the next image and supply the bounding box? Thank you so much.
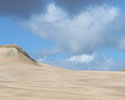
[0,47,125,100]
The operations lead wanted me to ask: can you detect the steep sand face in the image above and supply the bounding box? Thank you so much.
[0,46,125,100]
[0,47,36,65]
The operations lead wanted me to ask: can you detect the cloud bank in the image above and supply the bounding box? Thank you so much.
[53,0,120,15]
[0,0,43,18]
[0,0,121,19]
[22,3,120,54]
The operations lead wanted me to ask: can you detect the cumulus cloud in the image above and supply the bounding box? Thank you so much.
[0,0,43,18]
[22,3,120,54]
[67,54,94,63]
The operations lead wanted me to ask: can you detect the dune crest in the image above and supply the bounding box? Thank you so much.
[0,44,36,64]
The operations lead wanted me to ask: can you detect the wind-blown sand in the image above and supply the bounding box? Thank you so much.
[0,46,125,100]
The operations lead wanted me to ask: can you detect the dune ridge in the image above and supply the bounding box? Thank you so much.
[0,45,125,100]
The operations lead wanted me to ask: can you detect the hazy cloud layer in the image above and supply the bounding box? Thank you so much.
[0,0,43,18]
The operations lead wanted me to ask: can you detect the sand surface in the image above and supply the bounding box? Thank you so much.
[0,47,125,100]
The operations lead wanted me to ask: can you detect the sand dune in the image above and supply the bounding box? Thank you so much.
[0,45,125,100]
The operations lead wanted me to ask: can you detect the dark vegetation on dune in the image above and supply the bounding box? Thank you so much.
[0,44,36,62]
[121,69,125,72]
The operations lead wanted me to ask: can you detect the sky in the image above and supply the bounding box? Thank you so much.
[0,0,125,71]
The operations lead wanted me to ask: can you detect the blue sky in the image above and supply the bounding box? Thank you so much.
[0,0,125,71]
[0,17,53,54]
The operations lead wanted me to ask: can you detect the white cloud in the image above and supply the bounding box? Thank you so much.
[21,3,120,54]
[67,54,94,63]
[37,58,45,62]
[38,53,123,71]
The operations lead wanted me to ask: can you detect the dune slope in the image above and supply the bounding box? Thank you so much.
[0,45,125,100]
